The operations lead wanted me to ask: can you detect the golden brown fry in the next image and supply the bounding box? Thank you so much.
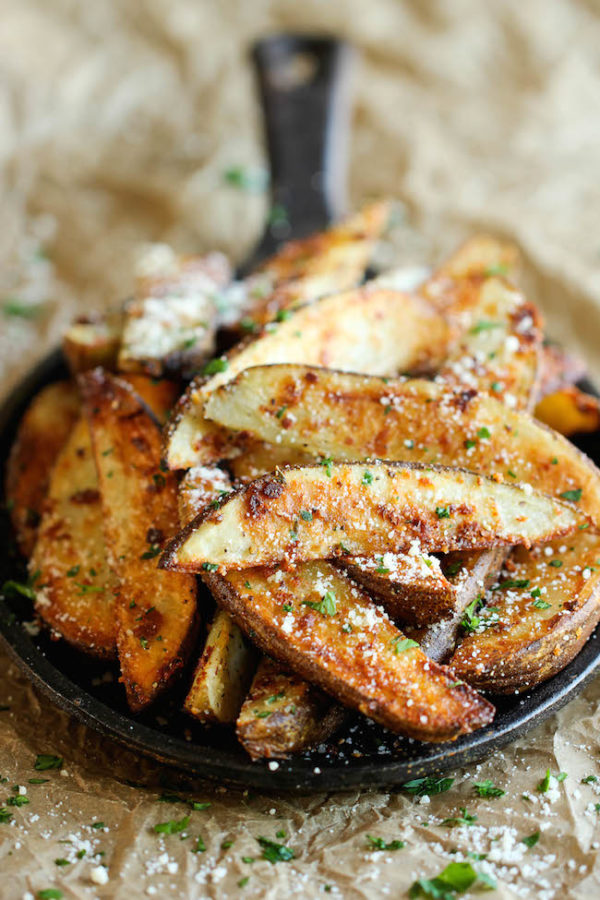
[204,367,600,524]
[6,380,80,556]
[163,462,583,572]
[246,201,391,325]
[183,608,258,725]
[30,417,117,656]
[535,387,600,437]
[236,657,347,759]
[164,280,448,470]
[80,369,197,712]
[205,561,494,742]
[450,533,600,693]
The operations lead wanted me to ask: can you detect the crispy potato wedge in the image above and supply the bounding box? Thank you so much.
[422,235,521,312]
[118,246,231,378]
[404,548,507,662]
[62,310,123,374]
[163,279,449,470]
[437,276,543,411]
[122,375,180,426]
[242,201,391,325]
[236,656,347,759]
[80,369,197,712]
[229,440,456,626]
[204,561,494,742]
[163,462,582,572]
[205,367,600,523]
[535,387,600,437]
[6,380,80,556]
[450,532,600,693]
[184,608,258,725]
[178,466,258,726]
[539,342,587,399]
[30,417,118,656]
[340,550,456,626]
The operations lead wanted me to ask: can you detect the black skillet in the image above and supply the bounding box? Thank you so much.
[2,35,600,792]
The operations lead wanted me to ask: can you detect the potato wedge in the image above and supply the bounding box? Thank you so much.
[162,462,582,572]
[339,550,456,626]
[236,656,347,759]
[205,367,600,523]
[118,246,231,378]
[6,380,80,556]
[241,201,391,325]
[62,310,123,374]
[437,276,542,411]
[404,548,507,662]
[229,440,456,626]
[422,235,521,312]
[80,369,197,712]
[204,561,494,742]
[184,608,258,725]
[163,279,448,470]
[535,387,600,437]
[122,375,180,426]
[450,532,600,693]
[30,417,118,656]
[178,465,258,726]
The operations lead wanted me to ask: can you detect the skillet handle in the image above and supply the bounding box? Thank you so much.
[250,35,354,260]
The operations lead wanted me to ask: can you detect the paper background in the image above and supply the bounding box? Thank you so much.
[2,1,600,897]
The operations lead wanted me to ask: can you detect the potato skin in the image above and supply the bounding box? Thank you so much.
[451,535,600,693]
[237,657,347,760]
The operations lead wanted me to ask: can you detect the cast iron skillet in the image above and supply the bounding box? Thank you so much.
[2,36,600,792]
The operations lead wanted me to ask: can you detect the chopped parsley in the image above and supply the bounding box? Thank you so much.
[153,815,190,835]
[362,471,374,486]
[477,426,491,439]
[440,808,477,827]
[276,405,288,419]
[469,319,503,334]
[300,510,313,521]
[521,831,540,848]
[549,559,563,568]
[275,309,292,322]
[203,358,229,376]
[34,754,62,771]
[140,546,161,560]
[37,892,63,900]
[582,775,598,784]
[202,562,219,572]
[464,439,477,450]
[1,579,36,600]
[3,299,46,319]
[390,637,419,654]
[537,768,567,793]
[0,808,13,824]
[320,456,334,477]
[7,795,29,807]
[375,556,390,574]
[366,835,405,851]
[403,776,454,796]
[302,591,336,617]
[192,836,206,853]
[492,579,530,591]
[409,861,495,898]
[66,566,80,577]
[54,858,70,867]
[559,488,582,503]
[223,166,268,192]
[484,263,509,277]
[435,506,450,519]
[257,835,295,864]
[532,598,551,610]
[461,597,499,633]
[473,779,505,798]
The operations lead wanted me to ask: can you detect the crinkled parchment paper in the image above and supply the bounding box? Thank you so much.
[2,1,600,897]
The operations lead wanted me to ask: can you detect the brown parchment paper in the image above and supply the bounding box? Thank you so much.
[2,1,600,897]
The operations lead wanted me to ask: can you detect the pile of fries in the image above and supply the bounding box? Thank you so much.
[7,201,600,759]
